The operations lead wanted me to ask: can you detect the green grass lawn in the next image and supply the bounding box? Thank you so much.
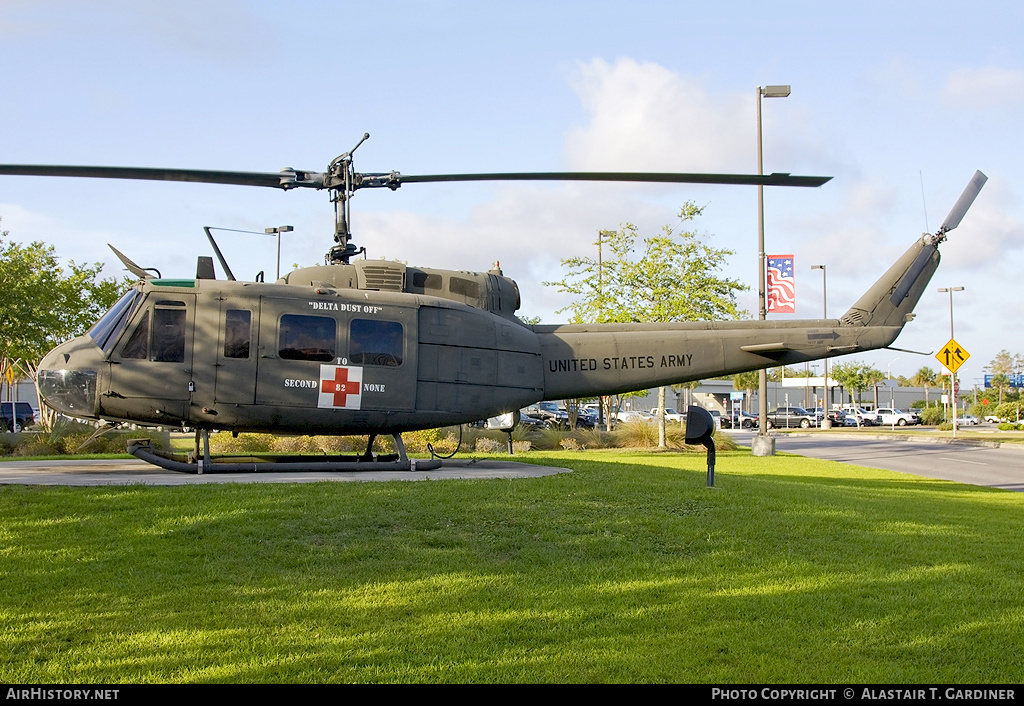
[2,449,1022,683]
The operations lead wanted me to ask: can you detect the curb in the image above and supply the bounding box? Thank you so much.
[779,430,1022,451]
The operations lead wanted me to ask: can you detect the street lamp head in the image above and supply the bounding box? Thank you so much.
[937,286,964,293]
[811,264,825,271]
[760,85,791,98]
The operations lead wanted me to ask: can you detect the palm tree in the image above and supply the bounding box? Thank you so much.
[991,373,1010,406]
[733,371,760,414]
[911,367,938,407]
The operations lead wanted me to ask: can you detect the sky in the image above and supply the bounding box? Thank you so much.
[1,0,1022,386]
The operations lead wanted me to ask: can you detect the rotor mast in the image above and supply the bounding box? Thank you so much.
[326,132,371,264]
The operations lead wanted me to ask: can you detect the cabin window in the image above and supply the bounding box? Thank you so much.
[224,309,251,359]
[279,314,336,362]
[349,319,403,366]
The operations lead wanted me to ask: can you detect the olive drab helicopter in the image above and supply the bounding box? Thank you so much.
[0,136,987,472]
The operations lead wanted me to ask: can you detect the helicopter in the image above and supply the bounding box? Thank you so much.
[1,137,986,472]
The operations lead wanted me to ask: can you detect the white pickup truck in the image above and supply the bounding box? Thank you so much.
[874,407,920,426]
[649,407,683,423]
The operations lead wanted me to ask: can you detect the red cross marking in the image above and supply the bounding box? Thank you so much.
[321,366,356,407]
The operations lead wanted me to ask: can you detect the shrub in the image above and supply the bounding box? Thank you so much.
[612,420,659,448]
[532,428,569,450]
[209,432,277,454]
[994,402,1024,422]
[403,427,448,453]
[474,437,504,453]
[11,437,62,456]
[571,428,612,449]
[559,437,582,451]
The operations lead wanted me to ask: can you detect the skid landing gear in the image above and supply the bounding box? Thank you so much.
[127,431,443,473]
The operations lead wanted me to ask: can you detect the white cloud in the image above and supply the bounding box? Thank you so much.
[564,58,752,172]
[941,67,1024,110]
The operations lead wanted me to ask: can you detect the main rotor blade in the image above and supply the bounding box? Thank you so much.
[391,171,832,188]
[0,164,308,189]
[0,164,833,191]
[939,170,988,233]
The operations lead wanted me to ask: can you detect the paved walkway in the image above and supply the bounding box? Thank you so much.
[0,457,571,486]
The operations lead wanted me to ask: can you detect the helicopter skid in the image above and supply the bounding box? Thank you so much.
[127,438,443,474]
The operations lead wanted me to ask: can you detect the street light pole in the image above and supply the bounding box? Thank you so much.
[754,84,791,457]
[812,264,828,427]
[887,356,900,428]
[938,286,964,437]
[264,225,294,280]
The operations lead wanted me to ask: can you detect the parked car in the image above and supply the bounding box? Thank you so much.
[649,407,683,423]
[721,411,756,429]
[956,414,980,426]
[875,407,919,426]
[709,410,724,429]
[765,406,817,429]
[0,402,35,432]
[841,407,882,426]
[810,407,846,426]
[524,401,570,429]
[517,410,551,429]
[568,408,597,429]
[616,409,652,423]
[576,407,600,427]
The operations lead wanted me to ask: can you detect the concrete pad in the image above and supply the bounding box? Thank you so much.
[0,457,571,486]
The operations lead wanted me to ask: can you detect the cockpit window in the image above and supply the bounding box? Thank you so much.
[120,311,150,359]
[117,300,187,362]
[88,288,142,353]
[152,305,186,362]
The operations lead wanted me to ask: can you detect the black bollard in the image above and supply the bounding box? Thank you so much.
[684,406,717,487]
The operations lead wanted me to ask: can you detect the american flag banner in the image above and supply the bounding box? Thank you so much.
[767,254,795,313]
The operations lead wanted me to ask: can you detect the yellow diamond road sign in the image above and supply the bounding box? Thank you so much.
[937,338,970,374]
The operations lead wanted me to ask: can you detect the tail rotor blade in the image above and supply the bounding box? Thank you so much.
[939,170,988,234]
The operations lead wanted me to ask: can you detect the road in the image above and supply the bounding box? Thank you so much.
[727,430,1024,492]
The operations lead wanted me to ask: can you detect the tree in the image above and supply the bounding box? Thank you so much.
[545,203,748,444]
[988,350,1018,405]
[911,367,938,407]
[732,371,760,414]
[0,223,126,423]
[830,361,884,420]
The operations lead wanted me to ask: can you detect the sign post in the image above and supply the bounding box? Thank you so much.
[937,338,970,437]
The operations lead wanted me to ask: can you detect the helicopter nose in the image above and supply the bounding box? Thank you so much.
[36,338,100,419]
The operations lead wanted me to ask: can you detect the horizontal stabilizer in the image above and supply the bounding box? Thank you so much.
[740,342,792,359]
